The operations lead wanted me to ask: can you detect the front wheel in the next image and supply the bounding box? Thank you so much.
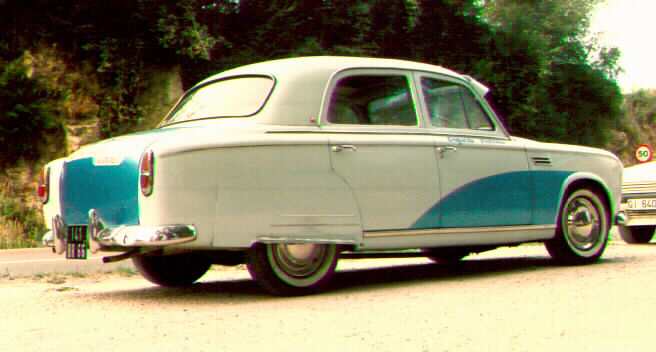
[619,225,655,244]
[246,243,338,296]
[545,188,609,265]
[132,253,211,287]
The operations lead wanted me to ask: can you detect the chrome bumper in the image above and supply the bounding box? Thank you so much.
[42,209,197,254]
[614,202,656,227]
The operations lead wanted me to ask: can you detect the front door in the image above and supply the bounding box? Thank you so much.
[322,71,440,231]
[415,74,533,229]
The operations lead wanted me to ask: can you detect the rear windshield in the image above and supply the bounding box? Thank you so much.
[161,76,274,126]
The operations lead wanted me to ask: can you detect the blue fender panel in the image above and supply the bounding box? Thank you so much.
[412,170,573,229]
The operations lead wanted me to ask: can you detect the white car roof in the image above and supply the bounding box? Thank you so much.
[191,56,490,127]
[201,56,467,81]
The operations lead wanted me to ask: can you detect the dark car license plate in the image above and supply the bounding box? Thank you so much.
[66,226,88,259]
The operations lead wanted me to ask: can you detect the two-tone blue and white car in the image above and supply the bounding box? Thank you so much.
[40,56,623,295]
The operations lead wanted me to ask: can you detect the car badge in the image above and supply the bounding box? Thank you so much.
[93,154,124,166]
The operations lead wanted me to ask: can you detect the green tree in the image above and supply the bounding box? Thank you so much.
[411,0,492,72]
[367,0,416,58]
[0,0,625,147]
[0,59,65,168]
[157,0,226,61]
[480,0,623,146]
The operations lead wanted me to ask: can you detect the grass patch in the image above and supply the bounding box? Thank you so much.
[114,266,138,277]
[67,271,87,278]
[0,174,46,249]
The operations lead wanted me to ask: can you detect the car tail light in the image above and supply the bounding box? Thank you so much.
[140,150,155,197]
[38,166,50,204]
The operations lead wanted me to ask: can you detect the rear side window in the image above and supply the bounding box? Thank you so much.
[421,78,494,131]
[162,76,274,126]
[327,75,417,126]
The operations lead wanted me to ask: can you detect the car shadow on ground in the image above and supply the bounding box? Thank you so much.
[78,254,627,303]
[330,255,625,293]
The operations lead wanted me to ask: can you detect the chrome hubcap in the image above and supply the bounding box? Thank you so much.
[565,197,601,251]
[271,243,327,278]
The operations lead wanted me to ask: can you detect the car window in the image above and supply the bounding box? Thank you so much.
[327,75,417,126]
[421,77,494,131]
[162,76,274,126]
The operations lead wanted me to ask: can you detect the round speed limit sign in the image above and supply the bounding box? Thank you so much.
[636,144,654,163]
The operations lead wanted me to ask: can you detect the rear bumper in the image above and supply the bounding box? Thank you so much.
[42,209,197,254]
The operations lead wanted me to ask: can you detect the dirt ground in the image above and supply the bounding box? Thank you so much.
[2,242,656,352]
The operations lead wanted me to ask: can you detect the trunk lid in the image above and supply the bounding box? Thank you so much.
[60,127,190,226]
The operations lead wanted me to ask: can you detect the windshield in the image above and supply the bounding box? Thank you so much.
[162,76,274,126]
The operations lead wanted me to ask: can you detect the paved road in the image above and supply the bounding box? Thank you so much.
[2,242,656,352]
[0,247,133,276]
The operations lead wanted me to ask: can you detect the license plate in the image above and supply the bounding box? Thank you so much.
[65,226,88,260]
[628,198,656,210]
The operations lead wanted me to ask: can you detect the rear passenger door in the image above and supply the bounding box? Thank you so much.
[415,73,533,228]
[321,70,441,232]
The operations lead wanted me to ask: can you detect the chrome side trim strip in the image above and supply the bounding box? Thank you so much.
[255,236,358,245]
[364,225,556,238]
[266,130,511,141]
[272,214,360,227]
[279,214,358,218]
[270,224,361,227]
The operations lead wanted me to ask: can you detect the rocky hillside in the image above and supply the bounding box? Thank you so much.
[0,46,183,248]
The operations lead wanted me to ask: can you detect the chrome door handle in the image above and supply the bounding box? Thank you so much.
[436,146,457,157]
[331,145,357,152]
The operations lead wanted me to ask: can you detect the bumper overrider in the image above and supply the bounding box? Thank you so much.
[42,209,197,257]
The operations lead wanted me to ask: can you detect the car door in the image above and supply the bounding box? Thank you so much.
[321,70,440,232]
[414,73,533,229]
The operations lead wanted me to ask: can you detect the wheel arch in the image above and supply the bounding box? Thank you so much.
[558,173,614,225]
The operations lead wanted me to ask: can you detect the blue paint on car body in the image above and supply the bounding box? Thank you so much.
[412,170,574,229]
[57,126,196,226]
[529,170,574,224]
[61,157,140,226]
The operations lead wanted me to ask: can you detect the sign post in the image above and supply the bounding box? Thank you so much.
[636,144,654,163]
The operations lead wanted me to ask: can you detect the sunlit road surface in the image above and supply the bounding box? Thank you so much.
[2,241,656,352]
[0,247,133,276]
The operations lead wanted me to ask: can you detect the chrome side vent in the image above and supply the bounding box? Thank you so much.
[531,156,553,166]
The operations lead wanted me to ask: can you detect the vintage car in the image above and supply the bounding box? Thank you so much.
[617,161,656,243]
[40,56,623,295]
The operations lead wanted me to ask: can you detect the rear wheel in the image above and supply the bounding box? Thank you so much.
[132,253,211,287]
[619,225,656,244]
[246,243,338,296]
[545,188,609,265]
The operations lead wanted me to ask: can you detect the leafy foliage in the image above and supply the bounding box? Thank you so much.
[612,90,656,163]
[0,59,65,168]
[479,0,622,146]
[0,0,624,146]
[157,0,225,60]
[0,192,43,249]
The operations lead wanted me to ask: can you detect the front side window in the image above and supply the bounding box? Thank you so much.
[162,76,274,126]
[327,75,417,126]
[421,78,494,131]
